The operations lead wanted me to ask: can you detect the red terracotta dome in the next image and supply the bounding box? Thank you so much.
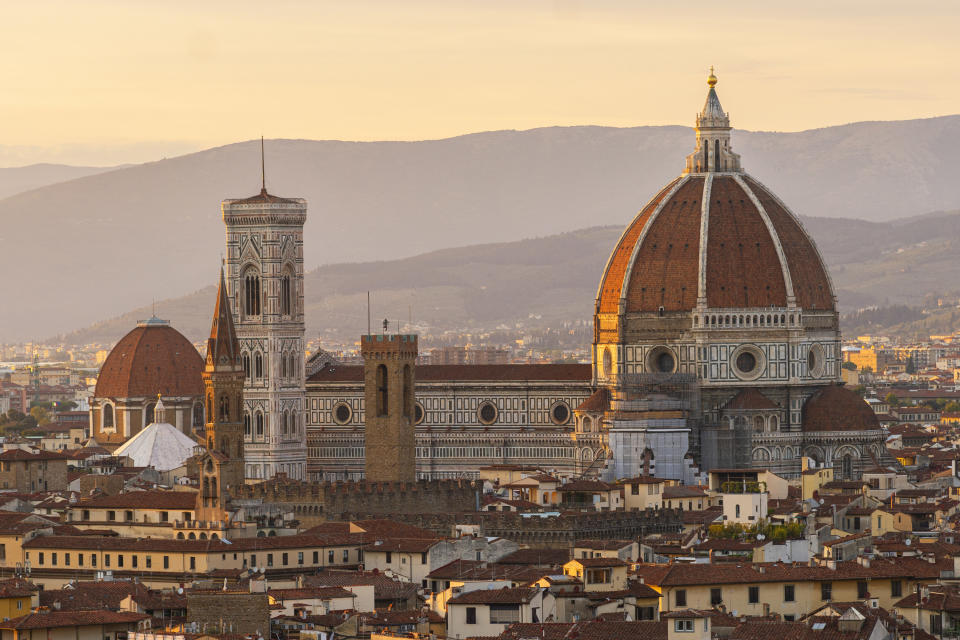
[597,173,834,315]
[801,385,880,433]
[94,318,204,399]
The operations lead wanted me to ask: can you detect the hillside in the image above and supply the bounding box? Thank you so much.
[0,163,120,200]
[60,211,960,346]
[6,115,960,341]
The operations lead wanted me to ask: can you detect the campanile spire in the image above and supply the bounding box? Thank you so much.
[683,68,742,174]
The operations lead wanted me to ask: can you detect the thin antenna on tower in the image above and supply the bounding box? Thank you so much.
[367,292,371,336]
[260,136,266,192]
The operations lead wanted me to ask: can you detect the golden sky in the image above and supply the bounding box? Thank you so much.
[1,0,956,165]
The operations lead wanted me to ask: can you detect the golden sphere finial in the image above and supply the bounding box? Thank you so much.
[707,66,717,88]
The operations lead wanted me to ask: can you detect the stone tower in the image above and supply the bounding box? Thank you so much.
[361,333,418,483]
[222,176,308,481]
[197,269,246,521]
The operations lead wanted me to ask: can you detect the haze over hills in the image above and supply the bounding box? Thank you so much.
[0,163,121,200]
[61,209,960,348]
[4,115,960,341]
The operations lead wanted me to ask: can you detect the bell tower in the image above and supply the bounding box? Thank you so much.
[222,151,308,482]
[361,330,418,483]
[197,269,246,521]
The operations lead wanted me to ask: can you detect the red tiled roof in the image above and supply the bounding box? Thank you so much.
[0,449,71,461]
[448,586,538,605]
[569,557,628,568]
[76,490,198,510]
[0,610,148,630]
[724,388,779,411]
[597,174,834,316]
[94,322,203,399]
[802,385,881,433]
[576,388,609,413]
[633,557,947,587]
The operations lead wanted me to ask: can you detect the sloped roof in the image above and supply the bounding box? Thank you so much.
[112,422,197,471]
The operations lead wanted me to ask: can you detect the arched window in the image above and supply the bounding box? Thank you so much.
[703,139,709,171]
[102,404,114,429]
[754,415,765,433]
[244,269,261,317]
[376,364,388,416]
[770,415,779,431]
[242,353,251,379]
[403,364,412,418]
[255,412,264,437]
[842,454,853,480]
[244,412,251,437]
[145,402,156,425]
[280,270,292,316]
[193,403,204,427]
[221,437,229,455]
[219,394,230,422]
[280,352,287,378]
[582,417,592,433]
[255,352,263,379]
[715,139,720,171]
[282,411,289,434]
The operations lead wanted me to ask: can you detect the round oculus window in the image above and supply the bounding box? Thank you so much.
[333,402,352,425]
[478,402,498,425]
[414,402,424,425]
[656,351,675,373]
[551,402,571,425]
[736,351,757,374]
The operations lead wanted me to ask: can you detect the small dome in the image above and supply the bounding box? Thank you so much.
[802,385,880,433]
[95,318,203,399]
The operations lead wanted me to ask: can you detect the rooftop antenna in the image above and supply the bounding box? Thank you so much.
[367,292,371,336]
[260,136,266,193]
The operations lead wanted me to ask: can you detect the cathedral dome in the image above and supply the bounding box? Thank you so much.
[596,74,834,317]
[94,318,204,399]
[801,384,880,433]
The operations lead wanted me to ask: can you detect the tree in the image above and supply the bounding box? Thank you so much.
[29,406,51,426]
[841,361,858,371]
[945,402,960,414]
[885,392,900,407]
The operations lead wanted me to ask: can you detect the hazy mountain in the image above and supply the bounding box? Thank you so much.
[5,115,960,341]
[0,163,121,200]
[60,210,960,347]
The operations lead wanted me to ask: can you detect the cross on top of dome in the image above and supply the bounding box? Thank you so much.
[683,68,742,175]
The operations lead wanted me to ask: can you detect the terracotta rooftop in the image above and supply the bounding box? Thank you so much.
[447,586,539,605]
[75,490,198,511]
[802,385,881,433]
[94,322,203,399]
[724,388,780,411]
[0,610,149,630]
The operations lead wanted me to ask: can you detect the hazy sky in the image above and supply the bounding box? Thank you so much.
[1,0,956,166]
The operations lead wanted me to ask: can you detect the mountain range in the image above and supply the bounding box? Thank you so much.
[61,209,960,347]
[3,114,960,342]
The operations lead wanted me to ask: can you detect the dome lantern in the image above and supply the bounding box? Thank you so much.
[684,68,742,174]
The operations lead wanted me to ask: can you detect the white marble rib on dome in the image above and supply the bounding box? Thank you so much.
[113,422,197,471]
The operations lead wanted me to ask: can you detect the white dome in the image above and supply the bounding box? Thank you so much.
[113,421,197,471]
